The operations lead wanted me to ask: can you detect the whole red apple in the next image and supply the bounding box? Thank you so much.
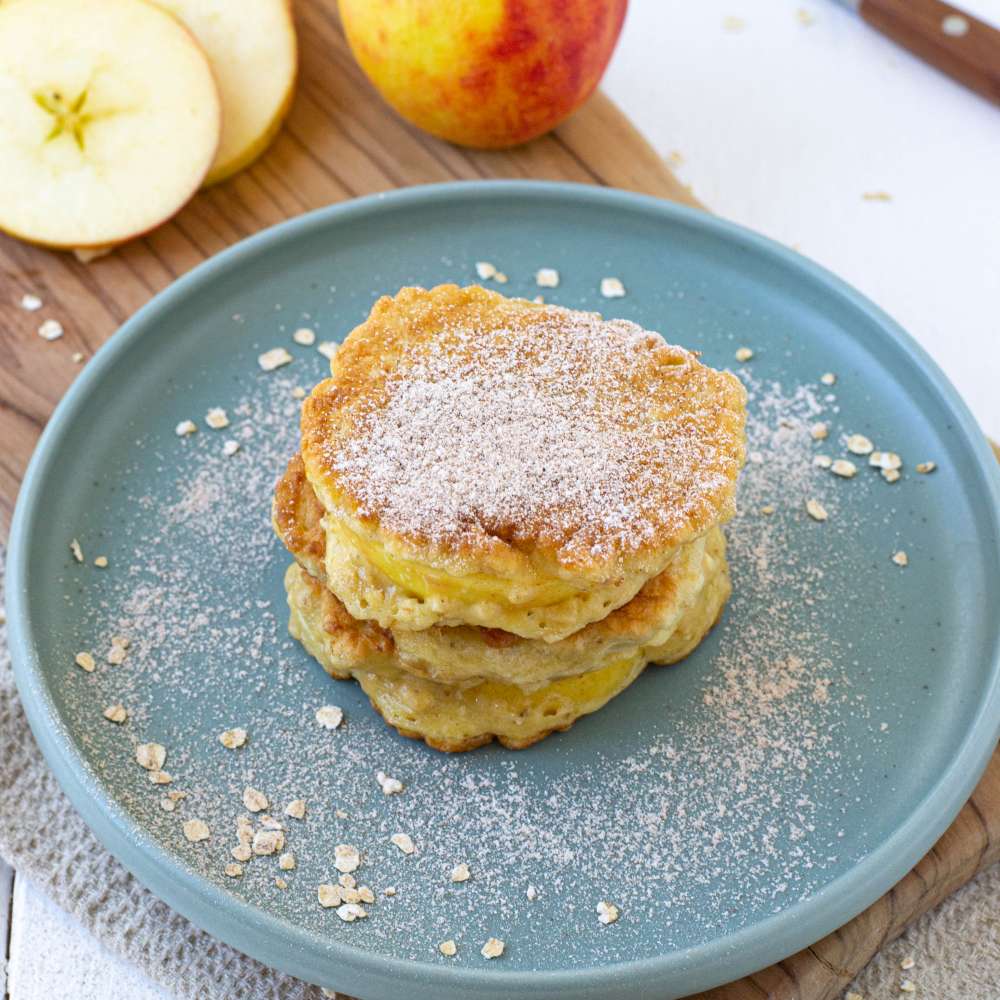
[339,0,628,149]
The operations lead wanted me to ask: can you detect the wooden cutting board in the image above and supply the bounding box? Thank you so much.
[0,4,996,998]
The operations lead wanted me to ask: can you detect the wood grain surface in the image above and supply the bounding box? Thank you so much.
[0,4,996,999]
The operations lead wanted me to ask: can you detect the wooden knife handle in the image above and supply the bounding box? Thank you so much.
[859,0,1000,105]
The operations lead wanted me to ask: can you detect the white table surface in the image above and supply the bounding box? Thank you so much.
[5,1,999,996]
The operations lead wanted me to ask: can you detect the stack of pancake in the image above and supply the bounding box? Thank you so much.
[273,285,746,752]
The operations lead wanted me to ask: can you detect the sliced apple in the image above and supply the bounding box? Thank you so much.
[156,0,298,185]
[0,0,220,250]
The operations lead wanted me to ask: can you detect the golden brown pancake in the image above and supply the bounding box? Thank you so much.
[284,553,730,753]
[299,284,746,639]
[274,453,725,690]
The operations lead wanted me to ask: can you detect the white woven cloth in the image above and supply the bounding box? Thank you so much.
[0,559,996,1000]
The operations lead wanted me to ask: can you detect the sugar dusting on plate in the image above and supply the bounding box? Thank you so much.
[59,350,891,968]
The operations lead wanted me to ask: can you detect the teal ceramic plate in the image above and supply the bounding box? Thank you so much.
[8,182,1000,1000]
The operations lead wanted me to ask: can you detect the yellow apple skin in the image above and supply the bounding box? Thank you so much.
[338,0,627,149]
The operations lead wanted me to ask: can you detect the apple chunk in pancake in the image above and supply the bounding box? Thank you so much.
[0,0,220,250]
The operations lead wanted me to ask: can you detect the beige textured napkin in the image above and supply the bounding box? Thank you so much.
[2,555,997,1000]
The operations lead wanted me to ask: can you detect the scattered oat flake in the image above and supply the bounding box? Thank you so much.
[148,769,172,785]
[334,808,348,819]
[439,940,457,957]
[281,800,306,821]
[870,451,902,471]
[900,981,916,993]
[219,728,247,749]
[315,705,344,730]
[336,903,368,923]
[224,863,243,878]
[93,555,109,568]
[135,743,166,771]
[293,327,316,346]
[846,434,874,455]
[71,352,84,363]
[291,386,307,399]
[334,844,361,874]
[597,900,620,924]
[734,346,754,362]
[275,877,288,890]
[358,886,375,904]
[175,419,197,437]
[915,461,936,474]
[599,277,625,298]
[339,874,356,889]
[222,440,241,457]
[20,293,42,311]
[384,886,396,897]
[252,829,284,856]
[259,814,284,831]
[182,819,210,843]
[481,938,505,959]
[231,843,252,862]
[103,704,127,723]
[75,651,96,673]
[258,347,292,371]
[494,272,508,284]
[882,468,901,483]
[317,341,339,361]
[863,191,892,202]
[161,790,187,812]
[535,268,559,288]
[70,538,84,563]
[390,833,415,855]
[318,884,341,908]
[106,643,127,665]
[526,885,538,901]
[880,722,890,732]
[278,852,296,871]
[38,319,63,340]
[450,863,471,883]
[901,956,916,971]
[205,407,229,430]
[892,550,909,567]
[813,455,833,469]
[475,261,497,280]
[820,372,837,385]
[810,422,828,440]
[243,787,269,812]
[806,499,828,522]
[831,459,857,478]
[376,771,404,795]
[760,504,775,515]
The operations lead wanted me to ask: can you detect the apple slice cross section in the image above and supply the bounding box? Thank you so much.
[156,0,298,186]
[0,0,221,250]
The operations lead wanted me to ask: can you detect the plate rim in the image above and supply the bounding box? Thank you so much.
[7,179,1000,999]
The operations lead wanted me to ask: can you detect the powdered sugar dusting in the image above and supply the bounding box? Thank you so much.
[325,308,743,561]
[52,341,920,974]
